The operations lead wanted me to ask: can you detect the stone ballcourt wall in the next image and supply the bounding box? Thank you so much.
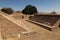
[0,14,26,40]
[0,12,36,40]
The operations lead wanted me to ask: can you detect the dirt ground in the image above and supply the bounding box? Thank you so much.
[19,19,60,40]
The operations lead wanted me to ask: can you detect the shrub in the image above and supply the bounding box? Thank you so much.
[1,8,14,14]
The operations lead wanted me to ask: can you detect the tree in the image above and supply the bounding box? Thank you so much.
[1,8,14,14]
[22,5,37,15]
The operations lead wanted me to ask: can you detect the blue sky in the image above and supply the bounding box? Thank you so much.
[0,0,60,13]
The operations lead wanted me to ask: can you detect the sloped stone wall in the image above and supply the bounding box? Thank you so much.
[0,14,27,40]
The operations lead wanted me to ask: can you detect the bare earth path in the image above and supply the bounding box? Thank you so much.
[20,19,60,40]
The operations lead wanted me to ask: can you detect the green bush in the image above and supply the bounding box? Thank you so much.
[1,8,14,14]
